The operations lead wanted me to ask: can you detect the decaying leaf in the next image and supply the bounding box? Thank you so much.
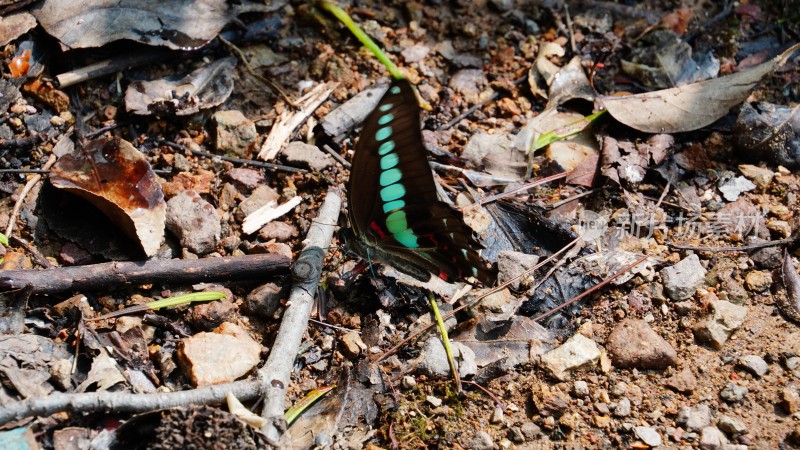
[601,42,800,133]
[125,57,237,116]
[0,12,36,46]
[454,316,554,367]
[32,0,232,50]
[528,41,564,99]
[601,134,674,185]
[545,56,595,109]
[734,102,800,169]
[49,136,166,257]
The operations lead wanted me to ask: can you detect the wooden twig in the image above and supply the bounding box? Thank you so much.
[257,189,341,442]
[56,50,173,88]
[531,254,650,323]
[0,378,264,426]
[0,254,290,295]
[667,238,795,252]
[257,82,338,161]
[158,140,307,174]
[5,154,57,237]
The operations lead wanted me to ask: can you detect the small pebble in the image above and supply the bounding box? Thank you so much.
[573,380,590,397]
[402,375,416,389]
[736,355,768,377]
[427,395,443,407]
[717,415,748,435]
[490,407,504,424]
[634,426,662,447]
[719,383,748,403]
[744,271,772,292]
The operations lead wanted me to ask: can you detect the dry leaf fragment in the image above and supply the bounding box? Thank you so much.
[600,43,800,133]
[125,57,237,116]
[49,136,166,257]
[33,0,232,50]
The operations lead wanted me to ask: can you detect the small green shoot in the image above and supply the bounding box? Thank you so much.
[0,232,8,246]
[318,1,404,80]
[86,291,227,321]
[428,292,462,394]
[285,385,336,426]
[532,109,607,153]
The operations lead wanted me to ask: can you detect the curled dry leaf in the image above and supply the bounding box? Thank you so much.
[601,42,800,133]
[32,0,231,50]
[528,41,564,99]
[49,136,166,257]
[125,57,237,116]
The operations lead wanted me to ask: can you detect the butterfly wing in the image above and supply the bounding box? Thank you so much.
[347,79,495,285]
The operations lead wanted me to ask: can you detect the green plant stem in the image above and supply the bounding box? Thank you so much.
[319,1,404,80]
[429,293,462,394]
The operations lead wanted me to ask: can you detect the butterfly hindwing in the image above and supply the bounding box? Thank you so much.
[347,79,495,285]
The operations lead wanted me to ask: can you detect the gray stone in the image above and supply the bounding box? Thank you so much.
[467,430,495,450]
[719,383,748,403]
[282,141,332,171]
[461,132,514,168]
[573,380,590,397]
[693,300,748,349]
[699,426,728,450]
[213,110,257,157]
[717,415,747,435]
[414,336,476,378]
[426,395,442,407]
[661,254,707,300]
[401,44,430,63]
[677,404,711,431]
[540,333,601,381]
[402,375,416,389]
[634,426,662,447]
[520,421,541,440]
[236,185,280,222]
[605,319,677,370]
[613,398,631,417]
[497,251,539,290]
[719,176,756,202]
[166,190,220,255]
[736,354,768,377]
[490,406,504,424]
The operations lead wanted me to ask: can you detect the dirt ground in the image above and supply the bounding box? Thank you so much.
[2,0,800,448]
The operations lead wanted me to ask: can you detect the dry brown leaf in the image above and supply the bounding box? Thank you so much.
[0,12,36,46]
[32,0,231,50]
[50,136,166,257]
[601,42,800,133]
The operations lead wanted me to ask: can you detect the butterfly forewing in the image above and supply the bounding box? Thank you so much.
[347,79,496,286]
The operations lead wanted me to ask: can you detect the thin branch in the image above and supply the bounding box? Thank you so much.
[0,378,263,426]
[0,254,290,295]
[159,140,307,174]
[258,189,341,441]
[5,154,57,237]
[667,238,795,252]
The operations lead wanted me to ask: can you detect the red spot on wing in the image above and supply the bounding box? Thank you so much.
[438,269,450,281]
[369,220,387,239]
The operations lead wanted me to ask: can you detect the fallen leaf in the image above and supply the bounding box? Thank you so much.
[601,134,674,186]
[33,0,233,50]
[0,12,36,46]
[125,57,237,116]
[49,136,166,257]
[600,43,800,133]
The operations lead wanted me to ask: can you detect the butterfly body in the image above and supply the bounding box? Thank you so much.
[345,79,495,286]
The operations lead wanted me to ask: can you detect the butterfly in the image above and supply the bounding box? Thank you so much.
[343,78,495,286]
